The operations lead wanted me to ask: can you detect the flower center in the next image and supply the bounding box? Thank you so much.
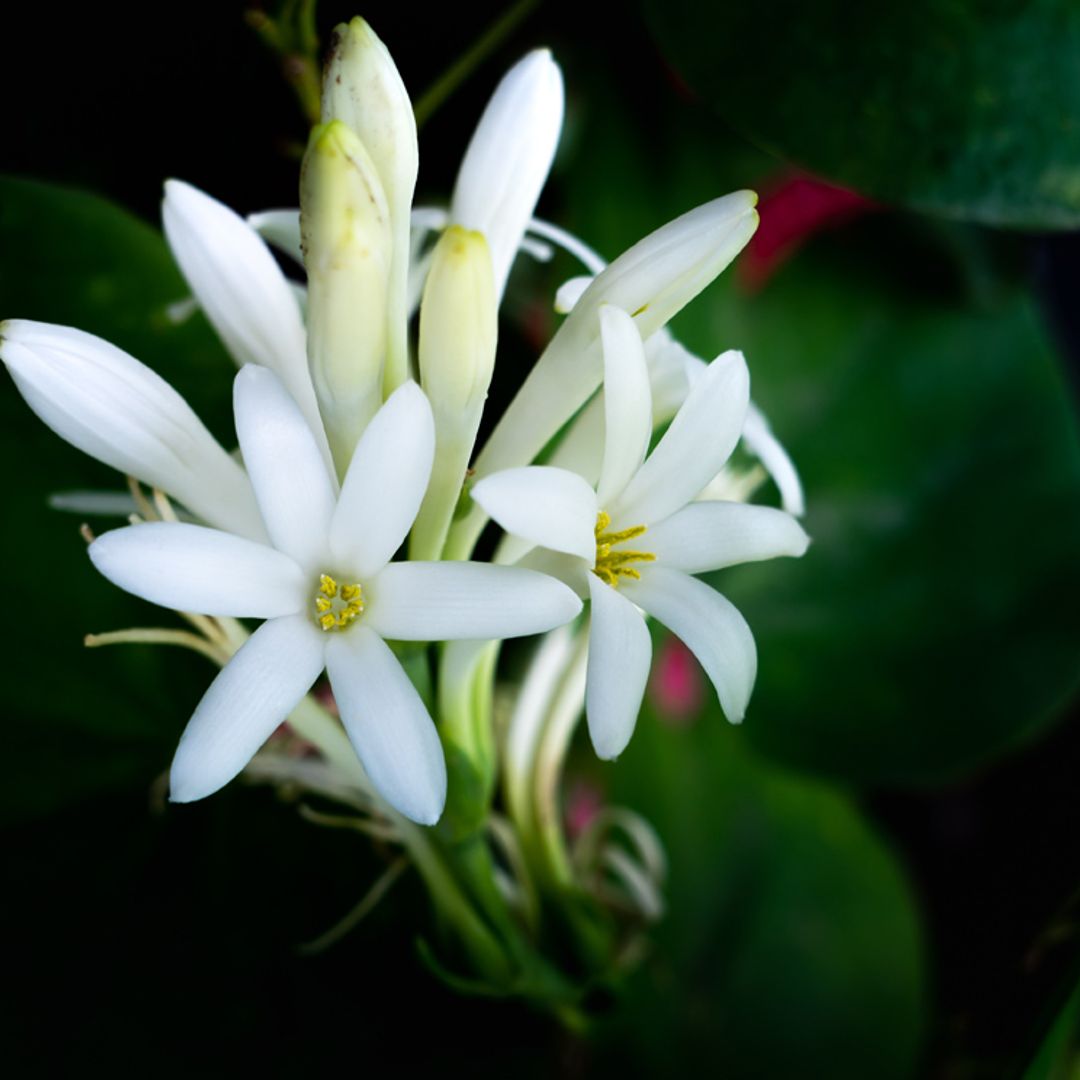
[593,511,655,589]
[314,572,364,632]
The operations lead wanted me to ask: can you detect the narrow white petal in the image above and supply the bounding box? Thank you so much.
[554,274,594,314]
[597,305,653,506]
[585,576,652,759]
[170,614,325,802]
[325,626,446,825]
[742,401,806,517]
[645,328,695,426]
[529,219,606,275]
[545,394,605,488]
[450,49,564,299]
[247,209,303,265]
[645,502,810,574]
[163,181,330,461]
[613,350,750,527]
[624,565,756,724]
[471,467,597,561]
[234,366,337,571]
[89,522,305,617]
[330,381,435,578]
[365,561,582,641]
[0,320,264,539]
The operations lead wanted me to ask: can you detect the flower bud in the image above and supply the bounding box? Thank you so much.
[301,120,392,476]
[322,17,418,396]
[410,227,497,560]
[450,49,564,302]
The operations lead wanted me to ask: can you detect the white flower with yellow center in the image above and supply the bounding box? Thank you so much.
[88,365,582,824]
[472,306,809,760]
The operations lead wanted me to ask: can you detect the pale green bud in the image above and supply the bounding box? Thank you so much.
[410,227,497,560]
[322,17,418,397]
[301,119,392,477]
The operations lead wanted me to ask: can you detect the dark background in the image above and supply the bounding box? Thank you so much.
[3,2,1080,1076]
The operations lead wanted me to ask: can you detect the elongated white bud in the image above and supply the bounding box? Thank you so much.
[410,227,497,560]
[450,49,564,301]
[447,192,759,557]
[322,17,418,396]
[301,120,392,477]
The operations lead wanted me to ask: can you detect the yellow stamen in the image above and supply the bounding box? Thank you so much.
[313,573,364,631]
[593,511,655,589]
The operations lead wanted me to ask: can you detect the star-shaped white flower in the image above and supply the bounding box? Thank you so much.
[472,306,809,759]
[88,365,582,824]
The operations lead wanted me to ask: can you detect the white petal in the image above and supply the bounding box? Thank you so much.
[742,401,806,517]
[234,365,337,571]
[163,181,330,461]
[553,274,594,314]
[325,626,446,825]
[645,502,810,574]
[247,209,303,265]
[545,394,605,488]
[471,466,597,561]
[89,522,305,617]
[365,561,582,641]
[450,49,564,300]
[0,320,264,540]
[613,350,750,527]
[170,614,325,802]
[597,306,653,506]
[586,576,652,759]
[645,328,695,426]
[330,381,435,578]
[624,565,756,724]
[470,192,758,486]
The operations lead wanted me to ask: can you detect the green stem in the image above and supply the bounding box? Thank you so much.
[413,0,540,129]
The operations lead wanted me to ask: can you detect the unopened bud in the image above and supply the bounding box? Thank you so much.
[301,120,392,477]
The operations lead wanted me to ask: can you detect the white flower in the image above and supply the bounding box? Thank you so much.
[472,306,809,759]
[88,366,582,824]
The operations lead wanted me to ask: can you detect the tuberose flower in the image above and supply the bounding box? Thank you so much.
[88,366,582,823]
[472,305,809,759]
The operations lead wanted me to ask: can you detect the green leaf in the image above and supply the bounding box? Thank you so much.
[593,683,926,1078]
[1024,979,1080,1080]
[0,176,238,819]
[558,79,1080,784]
[643,0,1080,229]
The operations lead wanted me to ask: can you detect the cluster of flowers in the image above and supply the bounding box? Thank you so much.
[1,18,807,832]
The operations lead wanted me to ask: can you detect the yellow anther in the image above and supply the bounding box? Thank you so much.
[313,573,364,631]
[593,511,655,590]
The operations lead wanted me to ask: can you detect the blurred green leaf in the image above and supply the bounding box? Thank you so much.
[561,78,1080,784]
[643,0,1080,228]
[1024,979,1080,1080]
[593,681,925,1078]
[0,176,238,820]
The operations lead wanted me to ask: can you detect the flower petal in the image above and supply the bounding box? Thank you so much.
[450,49,564,300]
[170,614,325,802]
[597,305,653,506]
[330,381,435,578]
[247,209,303,266]
[645,502,810,574]
[234,365,337,572]
[586,576,652,759]
[89,522,305,617]
[624,565,756,724]
[613,349,750,527]
[0,320,265,540]
[471,466,597,562]
[325,626,446,825]
[163,180,330,461]
[365,561,582,641]
[741,401,806,517]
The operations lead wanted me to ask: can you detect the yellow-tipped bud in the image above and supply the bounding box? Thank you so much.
[322,17,418,396]
[301,119,392,476]
[410,227,497,560]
